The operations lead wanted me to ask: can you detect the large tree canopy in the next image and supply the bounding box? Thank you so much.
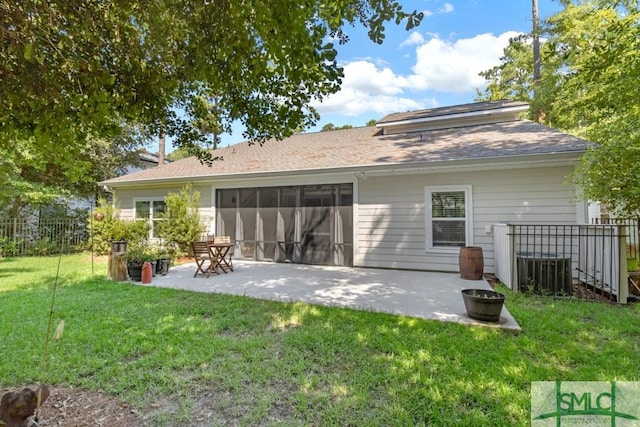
[0,0,422,213]
[478,0,640,215]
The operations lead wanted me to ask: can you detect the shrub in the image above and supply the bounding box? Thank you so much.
[0,237,22,257]
[157,184,205,256]
[88,198,150,255]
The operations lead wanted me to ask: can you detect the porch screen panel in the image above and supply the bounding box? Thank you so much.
[337,184,354,266]
[258,187,278,261]
[431,191,466,247]
[278,187,299,263]
[216,189,237,240]
[239,189,257,258]
[301,185,333,265]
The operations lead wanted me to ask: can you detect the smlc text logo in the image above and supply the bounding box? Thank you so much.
[531,381,640,426]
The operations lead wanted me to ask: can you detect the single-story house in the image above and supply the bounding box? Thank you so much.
[100,100,591,274]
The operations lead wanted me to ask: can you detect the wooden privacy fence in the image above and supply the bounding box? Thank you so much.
[494,223,633,303]
[0,217,88,256]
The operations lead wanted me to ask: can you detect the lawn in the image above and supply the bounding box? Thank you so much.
[1,254,639,426]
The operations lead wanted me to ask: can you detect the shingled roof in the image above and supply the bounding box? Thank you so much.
[101,118,590,186]
[377,100,529,124]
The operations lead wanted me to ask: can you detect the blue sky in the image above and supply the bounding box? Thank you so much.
[159,0,563,152]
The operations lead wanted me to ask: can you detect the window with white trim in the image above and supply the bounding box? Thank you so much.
[134,199,166,239]
[425,186,473,251]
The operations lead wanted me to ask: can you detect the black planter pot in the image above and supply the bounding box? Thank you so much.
[461,289,505,322]
[110,240,128,253]
[150,260,157,277]
[127,262,143,281]
[156,258,170,276]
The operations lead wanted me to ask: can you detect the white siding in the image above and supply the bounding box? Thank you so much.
[356,165,578,273]
[114,184,214,230]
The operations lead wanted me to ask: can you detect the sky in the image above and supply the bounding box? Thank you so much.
[159,0,564,152]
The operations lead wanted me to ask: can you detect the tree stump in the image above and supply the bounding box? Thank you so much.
[0,385,49,427]
[109,250,128,282]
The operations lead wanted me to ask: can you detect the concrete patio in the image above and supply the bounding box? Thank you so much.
[143,260,521,331]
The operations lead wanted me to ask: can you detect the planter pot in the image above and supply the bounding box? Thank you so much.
[156,258,170,276]
[110,240,128,253]
[150,260,157,277]
[461,289,505,322]
[459,246,484,280]
[127,262,143,281]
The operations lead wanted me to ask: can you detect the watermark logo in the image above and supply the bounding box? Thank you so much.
[532,381,640,426]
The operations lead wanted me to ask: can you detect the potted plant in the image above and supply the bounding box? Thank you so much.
[461,289,505,322]
[125,245,155,281]
[148,243,171,276]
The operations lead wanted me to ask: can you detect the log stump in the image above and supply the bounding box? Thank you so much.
[0,385,49,427]
[108,250,128,282]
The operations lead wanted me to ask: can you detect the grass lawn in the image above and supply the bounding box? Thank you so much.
[1,254,639,426]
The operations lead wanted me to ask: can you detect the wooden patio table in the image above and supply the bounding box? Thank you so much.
[208,242,233,274]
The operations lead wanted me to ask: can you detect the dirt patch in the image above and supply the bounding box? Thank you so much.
[1,386,143,427]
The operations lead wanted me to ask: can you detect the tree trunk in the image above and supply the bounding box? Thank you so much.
[158,131,166,167]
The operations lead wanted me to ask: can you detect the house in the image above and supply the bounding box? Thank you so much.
[99,100,591,274]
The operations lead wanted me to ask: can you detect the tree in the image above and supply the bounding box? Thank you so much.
[320,123,354,132]
[1,1,422,214]
[0,123,150,216]
[366,119,378,126]
[478,1,640,214]
[1,1,422,158]
[550,3,640,214]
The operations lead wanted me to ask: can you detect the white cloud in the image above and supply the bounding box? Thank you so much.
[312,31,522,118]
[400,31,425,49]
[312,61,424,117]
[422,2,454,18]
[409,31,522,93]
[439,3,454,14]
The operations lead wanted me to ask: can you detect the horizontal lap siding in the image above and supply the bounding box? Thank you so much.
[356,165,578,273]
[114,185,213,220]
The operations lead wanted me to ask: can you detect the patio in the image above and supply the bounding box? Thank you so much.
[143,260,521,331]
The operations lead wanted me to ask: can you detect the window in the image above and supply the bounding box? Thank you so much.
[425,186,473,252]
[134,199,166,239]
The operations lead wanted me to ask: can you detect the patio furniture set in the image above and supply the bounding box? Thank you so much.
[191,236,234,278]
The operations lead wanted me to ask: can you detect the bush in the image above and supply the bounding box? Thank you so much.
[88,199,149,255]
[0,237,22,257]
[157,184,205,256]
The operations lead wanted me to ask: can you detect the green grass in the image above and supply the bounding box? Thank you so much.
[1,254,639,426]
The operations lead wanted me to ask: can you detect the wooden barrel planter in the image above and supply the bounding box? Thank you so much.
[461,289,505,322]
[459,246,484,280]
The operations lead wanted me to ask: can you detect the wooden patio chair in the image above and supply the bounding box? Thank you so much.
[214,235,234,272]
[191,241,216,277]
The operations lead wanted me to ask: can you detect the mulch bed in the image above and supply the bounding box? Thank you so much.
[1,386,143,427]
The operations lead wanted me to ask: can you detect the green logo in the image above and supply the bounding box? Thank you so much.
[531,381,640,426]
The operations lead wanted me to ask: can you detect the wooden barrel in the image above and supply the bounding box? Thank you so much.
[459,246,484,280]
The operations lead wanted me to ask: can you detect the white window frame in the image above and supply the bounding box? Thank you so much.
[133,197,166,240]
[424,185,474,253]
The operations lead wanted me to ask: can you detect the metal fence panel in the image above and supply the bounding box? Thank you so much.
[494,222,632,303]
[0,217,88,256]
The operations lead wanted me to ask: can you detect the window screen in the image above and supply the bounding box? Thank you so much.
[426,188,470,249]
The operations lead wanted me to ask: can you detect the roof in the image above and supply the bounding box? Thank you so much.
[138,151,172,165]
[378,100,529,124]
[101,119,590,186]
